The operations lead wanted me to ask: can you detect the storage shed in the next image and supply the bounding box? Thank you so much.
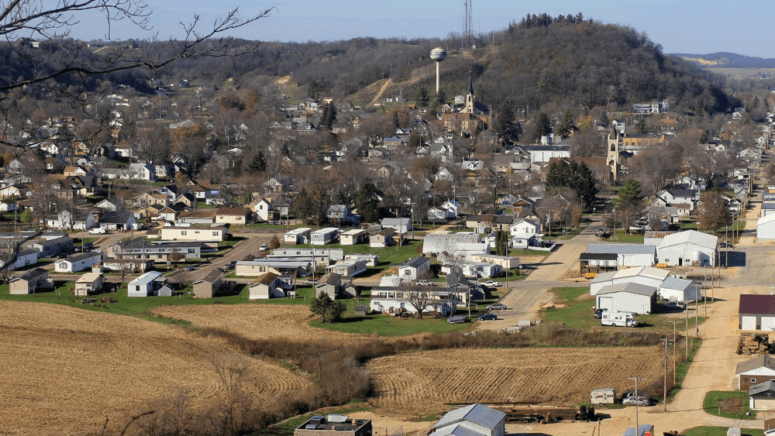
[758,214,775,241]
[655,230,717,267]
[750,380,775,410]
[595,282,656,314]
[739,294,775,331]
[658,277,700,303]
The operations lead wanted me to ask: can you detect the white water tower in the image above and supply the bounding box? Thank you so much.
[430,47,447,94]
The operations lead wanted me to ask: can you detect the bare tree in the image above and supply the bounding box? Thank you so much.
[400,282,432,319]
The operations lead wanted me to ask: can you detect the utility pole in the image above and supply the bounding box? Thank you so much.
[660,338,668,412]
[685,301,689,358]
[628,376,645,433]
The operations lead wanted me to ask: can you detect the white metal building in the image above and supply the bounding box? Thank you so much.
[740,294,775,331]
[595,282,656,314]
[655,230,717,267]
[430,403,506,436]
[589,267,669,296]
[586,243,655,267]
[758,214,775,241]
[658,277,700,303]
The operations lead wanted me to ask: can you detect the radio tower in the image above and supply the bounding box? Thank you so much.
[462,0,473,49]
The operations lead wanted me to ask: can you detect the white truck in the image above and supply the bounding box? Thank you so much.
[601,311,638,327]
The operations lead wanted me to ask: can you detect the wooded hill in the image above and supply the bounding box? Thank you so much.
[0,14,739,115]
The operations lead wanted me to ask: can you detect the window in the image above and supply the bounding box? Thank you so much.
[212,231,218,236]
[195,231,200,234]
[752,378,757,383]
[181,231,187,236]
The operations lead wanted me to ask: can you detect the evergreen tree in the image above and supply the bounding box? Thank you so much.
[310,291,346,323]
[545,160,598,208]
[20,209,32,224]
[556,110,574,138]
[532,112,552,142]
[392,110,400,129]
[618,179,644,208]
[320,102,337,131]
[249,151,266,174]
[356,183,380,223]
[494,102,519,142]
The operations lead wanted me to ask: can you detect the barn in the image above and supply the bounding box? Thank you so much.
[749,381,775,411]
[658,277,701,303]
[736,355,775,391]
[739,294,775,331]
[595,282,656,315]
[655,230,717,267]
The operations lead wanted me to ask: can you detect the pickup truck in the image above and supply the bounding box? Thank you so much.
[416,280,431,286]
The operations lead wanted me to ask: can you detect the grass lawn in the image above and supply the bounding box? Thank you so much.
[509,249,551,257]
[541,287,706,336]
[261,404,372,436]
[602,230,645,243]
[667,338,702,402]
[683,428,762,436]
[702,391,757,420]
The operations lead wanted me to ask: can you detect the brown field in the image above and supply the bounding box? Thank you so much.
[0,301,312,436]
[367,347,665,414]
[151,304,362,341]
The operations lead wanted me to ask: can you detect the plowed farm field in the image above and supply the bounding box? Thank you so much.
[368,347,665,414]
[0,301,312,436]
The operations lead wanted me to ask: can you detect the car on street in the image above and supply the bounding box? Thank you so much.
[478,313,498,321]
[185,265,196,271]
[486,303,508,310]
[224,261,236,270]
[88,227,107,235]
[416,279,431,286]
[594,308,607,319]
[304,278,319,285]
[482,280,502,287]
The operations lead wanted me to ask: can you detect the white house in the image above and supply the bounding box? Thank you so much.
[74,272,104,296]
[128,163,156,181]
[253,198,272,221]
[595,282,656,314]
[397,257,430,282]
[509,218,541,237]
[8,249,38,270]
[430,403,506,436]
[369,297,456,317]
[655,230,717,267]
[161,226,226,243]
[248,272,282,300]
[310,228,339,245]
[586,243,656,268]
[758,214,775,241]
[284,227,312,245]
[55,251,103,273]
[749,381,775,411]
[658,277,700,303]
[127,271,166,297]
[47,210,97,230]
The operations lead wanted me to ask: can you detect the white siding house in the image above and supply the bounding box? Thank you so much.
[284,227,311,245]
[55,251,103,273]
[310,228,339,245]
[397,257,430,282]
[586,243,655,267]
[127,271,166,297]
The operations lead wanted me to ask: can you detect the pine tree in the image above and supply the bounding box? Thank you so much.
[494,103,519,142]
[556,110,574,138]
[392,110,400,129]
[356,183,380,223]
[532,112,552,142]
[249,151,266,174]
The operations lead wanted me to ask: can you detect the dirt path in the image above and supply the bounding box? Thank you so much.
[368,78,393,106]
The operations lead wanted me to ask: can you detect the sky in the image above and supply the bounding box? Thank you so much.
[68,0,775,58]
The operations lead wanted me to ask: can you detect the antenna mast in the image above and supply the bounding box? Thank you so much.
[462,0,473,49]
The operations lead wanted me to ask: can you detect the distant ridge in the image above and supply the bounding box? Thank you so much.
[672,52,775,68]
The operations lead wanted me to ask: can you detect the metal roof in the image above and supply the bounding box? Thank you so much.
[739,294,775,315]
[659,277,694,291]
[398,257,430,269]
[758,214,775,226]
[749,380,775,396]
[129,271,163,286]
[250,273,279,286]
[737,355,775,375]
[658,230,717,250]
[596,282,656,297]
[430,424,483,436]
[587,243,655,255]
[16,267,47,281]
[580,252,618,261]
[614,266,668,281]
[76,272,103,283]
[432,403,505,431]
[623,425,655,436]
[63,252,101,263]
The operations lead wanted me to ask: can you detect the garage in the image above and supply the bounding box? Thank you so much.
[598,297,613,312]
[740,295,775,332]
[594,283,656,315]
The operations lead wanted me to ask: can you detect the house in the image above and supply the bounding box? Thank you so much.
[6,249,39,270]
[99,211,139,231]
[326,204,358,225]
[31,237,74,257]
[47,210,97,230]
[253,198,273,221]
[430,403,506,436]
[656,187,696,211]
[750,381,775,411]
[758,214,775,241]
[658,277,701,303]
[193,270,225,298]
[370,228,395,248]
[510,218,542,237]
[585,243,656,268]
[589,267,669,296]
[102,259,154,273]
[176,210,216,226]
[215,207,252,225]
[94,199,118,211]
[595,282,657,314]
[74,272,104,296]
[381,218,412,234]
[127,271,167,297]
[467,253,519,269]
[423,233,488,257]
[161,226,226,244]
[655,230,718,267]
[294,415,372,436]
[128,163,156,181]
[284,227,312,245]
[55,251,103,273]
[133,192,169,208]
[310,228,339,246]
[340,229,366,245]
[235,259,312,277]
[740,294,775,331]
[174,193,196,208]
[326,259,367,278]
[315,273,343,299]
[249,273,282,300]
[264,176,293,193]
[737,355,775,390]
[107,238,201,261]
[157,206,178,222]
[9,268,49,295]
[397,257,430,282]
[269,248,344,263]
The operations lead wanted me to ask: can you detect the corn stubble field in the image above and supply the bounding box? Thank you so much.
[367,348,665,414]
[2,301,666,435]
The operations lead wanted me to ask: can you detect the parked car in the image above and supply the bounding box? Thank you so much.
[447,315,467,324]
[594,308,607,319]
[486,303,508,310]
[416,279,431,286]
[304,278,319,285]
[622,395,650,406]
[88,227,107,235]
[478,312,498,321]
[224,261,236,270]
[259,244,269,251]
[482,280,502,287]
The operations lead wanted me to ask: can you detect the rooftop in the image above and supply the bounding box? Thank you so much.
[739,294,775,315]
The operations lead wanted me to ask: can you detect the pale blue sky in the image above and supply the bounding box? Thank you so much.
[71,0,775,58]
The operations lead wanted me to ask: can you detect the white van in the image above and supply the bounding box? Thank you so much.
[601,311,638,327]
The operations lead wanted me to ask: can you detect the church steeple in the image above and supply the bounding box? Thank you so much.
[468,75,474,95]
[462,74,474,114]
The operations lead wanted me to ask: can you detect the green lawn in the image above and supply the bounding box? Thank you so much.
[541,287,706,336]
[683,428,762,436]
[509,249,551,257]
[602,231,644,243]
[702,391,757,420]
[261,405,372,436]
